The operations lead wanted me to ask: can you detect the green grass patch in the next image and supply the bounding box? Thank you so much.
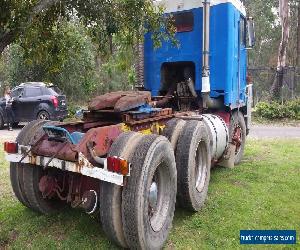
[0,139,299,249]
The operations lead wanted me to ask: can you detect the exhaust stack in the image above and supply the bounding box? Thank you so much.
[202,0,211,95]
[201,0,223,109]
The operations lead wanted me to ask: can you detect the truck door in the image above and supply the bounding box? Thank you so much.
[238,16,247,104]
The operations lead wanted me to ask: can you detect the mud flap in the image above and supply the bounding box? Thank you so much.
[218,143,236,169]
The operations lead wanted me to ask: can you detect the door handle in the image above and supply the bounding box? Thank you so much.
[37,98,42,101]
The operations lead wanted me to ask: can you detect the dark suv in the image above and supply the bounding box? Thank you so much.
[0,82,68,129]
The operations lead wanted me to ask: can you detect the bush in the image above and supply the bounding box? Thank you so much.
[255,99,300,120]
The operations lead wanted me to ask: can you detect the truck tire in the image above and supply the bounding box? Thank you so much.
[99,132,144,248]
[122,135,177,249]
[229,111,246,165]
[162,118,186,150]
[10,120,41,208]
[21,120,65,214]
[176,120,211,211]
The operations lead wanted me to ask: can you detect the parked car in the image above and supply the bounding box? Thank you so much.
[0,82,68,129]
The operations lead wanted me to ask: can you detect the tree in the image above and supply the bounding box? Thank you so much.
[296,2,300,67]
[270,0,290,100]
[0,0,61,53]
[0,0,171,55]
[5,20,98,99]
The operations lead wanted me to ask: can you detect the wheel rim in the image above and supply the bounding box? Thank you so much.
[148,161,170,232]
[232,125,242,155]
[195,141,208,193]
[149,181,158,211]
[39,112,48,120]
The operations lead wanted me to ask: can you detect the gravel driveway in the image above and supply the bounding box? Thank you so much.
[0,124,299,142]
[249,125,300,139]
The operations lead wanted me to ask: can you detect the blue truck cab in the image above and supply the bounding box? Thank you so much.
[144,0,253,111]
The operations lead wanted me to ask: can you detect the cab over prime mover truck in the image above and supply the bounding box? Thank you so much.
[4,0,255,249]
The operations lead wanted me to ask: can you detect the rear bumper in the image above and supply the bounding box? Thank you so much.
[6,145,126,186]
[51,109,68,120]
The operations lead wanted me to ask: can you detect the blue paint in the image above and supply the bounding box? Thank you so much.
[43,125,84,144]
[137,104,162,114]
[144,3,247,108]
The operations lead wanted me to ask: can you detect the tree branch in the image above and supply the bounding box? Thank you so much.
[0,0,60,53]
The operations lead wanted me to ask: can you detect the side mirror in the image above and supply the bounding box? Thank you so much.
[247,17,255,48]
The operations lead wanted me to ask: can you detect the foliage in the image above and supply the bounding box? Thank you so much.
[255,98,300,119]
[3,20,98,100]
[0,0,177,101]
[0,139,300,248]
[244,0,300,101]
[0,0,175,54]
[0,19,139,102]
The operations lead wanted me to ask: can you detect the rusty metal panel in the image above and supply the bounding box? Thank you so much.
[32,140,78,162]
[122,108,173,124]
[88,91,151,112]
[114,91,151,112]
[88,92,125,110]
[75,124,123,158]
[32,124,124,162]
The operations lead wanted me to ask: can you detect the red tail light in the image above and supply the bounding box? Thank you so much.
[51,96,59,108]
[107,157,130,176]
[4,142,18,153]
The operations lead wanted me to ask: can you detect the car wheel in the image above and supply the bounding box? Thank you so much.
[37,110,50,120]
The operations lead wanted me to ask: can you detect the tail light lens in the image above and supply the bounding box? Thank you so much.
[107,157,130,176]
[4,142,18,153]
[51,96,59,108]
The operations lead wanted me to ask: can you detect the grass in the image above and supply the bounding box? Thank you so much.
[0,139,299,249]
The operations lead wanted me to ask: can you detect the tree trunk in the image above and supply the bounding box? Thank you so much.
[270,0,290,101]
[296,2,300,67]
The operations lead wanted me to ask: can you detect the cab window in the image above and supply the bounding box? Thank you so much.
[174,12,194,32]
[240,17,246,46]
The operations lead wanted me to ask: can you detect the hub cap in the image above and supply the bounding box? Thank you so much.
[195,141,208,192]
[148,162,171,232]
[232,125,242,154]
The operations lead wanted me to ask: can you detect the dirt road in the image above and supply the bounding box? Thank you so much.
[249,125,300,139]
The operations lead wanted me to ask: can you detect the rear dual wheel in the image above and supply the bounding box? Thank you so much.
[10,120,64,214]
[99,132,144,248]
[100,132,177,249]
[175,120,211,211]
[163,119,212,212]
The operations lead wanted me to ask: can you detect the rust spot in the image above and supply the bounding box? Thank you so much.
[29,155,37,165]
[88,91,151,112]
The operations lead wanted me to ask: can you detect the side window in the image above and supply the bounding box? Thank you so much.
[174,12,194,33]
[25,87,43,97]
[240,17,246,46]
[11,88,24,98]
